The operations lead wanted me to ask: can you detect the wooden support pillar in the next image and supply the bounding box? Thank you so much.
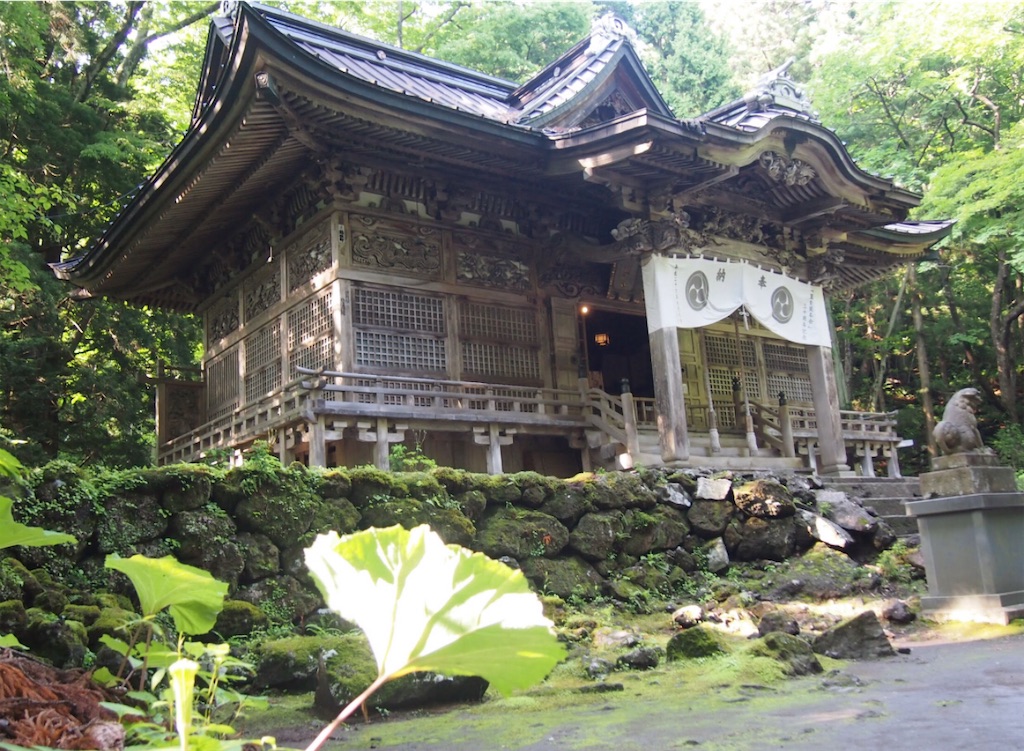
[779,401,795,458]
[621,378,640,465]
[860,444,876,478]
[806,345,850,476]
[309,415,327,468]
[650,326,689,462]
[357,419,407,471]
[474,425,515,475]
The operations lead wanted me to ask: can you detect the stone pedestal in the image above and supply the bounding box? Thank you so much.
[906,453,1024,624]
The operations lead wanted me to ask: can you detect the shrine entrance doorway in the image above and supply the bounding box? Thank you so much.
[582,308,654,399]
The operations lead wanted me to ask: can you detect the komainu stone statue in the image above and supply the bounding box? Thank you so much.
[933,387,992,455]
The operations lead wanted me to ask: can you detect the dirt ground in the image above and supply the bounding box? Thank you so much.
[262,626,1024,751]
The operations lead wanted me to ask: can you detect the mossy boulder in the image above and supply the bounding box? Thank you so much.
[732,480,796,518]
[399,472,448,502]
[620,506,690,557]
[255,633,357,690]
[305,496,362,540]
[309,631,489,716]
[732,517,798,562]
[212,599,269,638]
[579,472,657,511]
[61,604,101,627]
[170,505,237,560]
[687,499,735,538]
[20,609,88,668]
[359,498,476,547]
[32,586,69,614]
[346,466,405,508]
[666,625,729,660]
[184,540,246,591]
[157,466,215,513]
[318,469,353,500]
[235,575,322,625]
[15,461,97,564]
[96,494,169,554]
[568,511,626,562]
[0,600,27,634]
[475,507,569,560]
[454,490,487,522]
[0,558,25,601]
[233,466,325,548]
[750,632,822,676]
[539,486,591,527]
[429,466,474,495]
[507,472,558,508]
[236,532,281,583]
[465,473,523,505]
[813,610,895,659]
[86,605,138,649]
[520,555,605,599]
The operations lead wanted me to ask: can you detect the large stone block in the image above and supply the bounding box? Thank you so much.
[906,491,1024,624]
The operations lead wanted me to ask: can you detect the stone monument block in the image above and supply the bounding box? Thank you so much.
[907,451,1024,625]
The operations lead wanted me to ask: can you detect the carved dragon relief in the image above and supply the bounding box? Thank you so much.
[350,214,441,277]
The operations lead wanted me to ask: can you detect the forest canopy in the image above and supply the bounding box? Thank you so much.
[1,0,1023,473]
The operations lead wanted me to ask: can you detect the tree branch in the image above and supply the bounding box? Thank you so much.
[74,1,144,104]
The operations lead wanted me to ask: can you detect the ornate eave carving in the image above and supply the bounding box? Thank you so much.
[759,151,817,187]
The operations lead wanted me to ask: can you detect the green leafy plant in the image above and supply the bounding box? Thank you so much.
[389,442,437,472]
[302,524,566,751]
[97,554,266,750]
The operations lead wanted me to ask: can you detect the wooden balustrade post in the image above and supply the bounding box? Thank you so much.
[620,378,641,461]
[778,392,795,458]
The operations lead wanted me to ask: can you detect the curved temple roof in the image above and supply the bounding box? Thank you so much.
[54,2,951,309]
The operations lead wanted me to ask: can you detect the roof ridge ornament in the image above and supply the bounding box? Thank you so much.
[586,13,638,56]
[745,57,817,120]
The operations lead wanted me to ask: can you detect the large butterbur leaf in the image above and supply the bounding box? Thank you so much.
[105,554,228,635]
[304,524,565,696]
[0,496,77,550]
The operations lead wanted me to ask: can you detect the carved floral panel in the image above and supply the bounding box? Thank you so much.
[207,291,240,342]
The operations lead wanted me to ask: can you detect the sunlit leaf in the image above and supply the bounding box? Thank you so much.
[304,524,564,697]
[0,633,26,649]
[0,496,77,550]
[105,554,228,635]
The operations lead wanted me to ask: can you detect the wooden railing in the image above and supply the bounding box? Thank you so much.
[299,369,588,424]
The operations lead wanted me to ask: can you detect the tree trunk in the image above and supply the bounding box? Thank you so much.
[870,268,909,411]
[909,265,936,456]
[991,247,1023,422]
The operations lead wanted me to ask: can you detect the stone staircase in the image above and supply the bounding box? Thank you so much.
[820,476,923,537]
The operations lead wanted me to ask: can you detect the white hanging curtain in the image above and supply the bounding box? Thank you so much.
[641,255,831,347]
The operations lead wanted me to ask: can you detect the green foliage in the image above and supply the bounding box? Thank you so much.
[104,554,228,635]
[626,1,739,116]
[0,497,78,550]
[389,443,437,472]
[303,524,565,749]
[875,540,914,585]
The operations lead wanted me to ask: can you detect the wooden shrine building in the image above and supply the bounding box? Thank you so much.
[54,3,952,476]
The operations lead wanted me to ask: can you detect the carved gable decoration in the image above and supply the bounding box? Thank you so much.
[578,89,639,129]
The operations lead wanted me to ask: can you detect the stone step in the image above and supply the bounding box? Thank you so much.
[881,514,919,536]
[823,477,922,500]
[862,497,911,516]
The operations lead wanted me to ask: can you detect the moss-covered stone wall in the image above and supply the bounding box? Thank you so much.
[3,451,897,632]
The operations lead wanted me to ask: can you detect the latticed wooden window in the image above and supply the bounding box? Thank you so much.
[206,347,239,418]
[459,301,540,383]
[353,286,447,372]
[287,290,335,376]
[704,333,760,402]
[763,341,813,403]
[244,321,282,403]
